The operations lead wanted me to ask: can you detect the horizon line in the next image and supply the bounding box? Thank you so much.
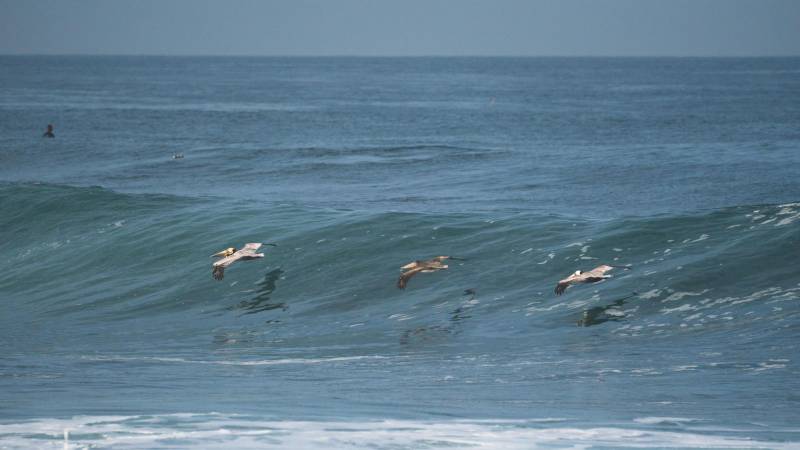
[2,53,799,59]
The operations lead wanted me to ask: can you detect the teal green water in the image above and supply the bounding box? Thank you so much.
[1,57,799,448]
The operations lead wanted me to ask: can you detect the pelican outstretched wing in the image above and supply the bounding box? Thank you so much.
[554,265,617,295]
[241,243,263,252]
[401,260,422,270]
[212,243,266,281]
[212,264,226,280]
[584,265,614,278]
[397,267,424,289]
[212,254,239,280]
[554,270,583,295]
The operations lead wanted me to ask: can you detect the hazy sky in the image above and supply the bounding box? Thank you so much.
[1,0,799,56]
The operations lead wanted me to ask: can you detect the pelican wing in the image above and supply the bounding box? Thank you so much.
[554,271,583,296]
[554,279,572,296]
[397,267,424,289]
[584,265,614,278]
[426,261,447,270]
[242,243,263,252]
[211,246,265,281]
[402,257,452,270]
[212,264,226,280]
[555,265,616,295]
[401,260,422,270]
[213,253,244,268]
[580,265,616,284]
[212,253,241,280]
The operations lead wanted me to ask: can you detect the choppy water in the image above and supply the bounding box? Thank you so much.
[1,56,799,449]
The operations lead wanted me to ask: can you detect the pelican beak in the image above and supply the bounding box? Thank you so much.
[449,256,466,261]
[211,248,234,257]
[263,243,278,247]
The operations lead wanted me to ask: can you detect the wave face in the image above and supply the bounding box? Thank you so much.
[2,182,799,447]
[1,57,800,448]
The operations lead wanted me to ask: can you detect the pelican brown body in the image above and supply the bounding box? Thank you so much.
[211,243,276,281]
[397,256,464,289]
[554,264,629,295]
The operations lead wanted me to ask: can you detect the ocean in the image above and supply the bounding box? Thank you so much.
[1,56,799,449]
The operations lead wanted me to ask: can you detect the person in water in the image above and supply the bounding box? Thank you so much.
[42,124,55,138]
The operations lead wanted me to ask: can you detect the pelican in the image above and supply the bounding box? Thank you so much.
[554,264,630,296]
[211,243,276,280]
[397,256,464,289]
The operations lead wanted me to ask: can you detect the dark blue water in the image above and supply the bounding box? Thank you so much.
[1,56,799,448]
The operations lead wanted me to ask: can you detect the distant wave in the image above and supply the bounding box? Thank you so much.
[80,355,392,366]
[0,98,321,113]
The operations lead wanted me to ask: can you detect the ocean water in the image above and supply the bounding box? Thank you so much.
[1,56,799,449]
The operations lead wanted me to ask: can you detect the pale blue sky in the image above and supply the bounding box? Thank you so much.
[1,0,799,56]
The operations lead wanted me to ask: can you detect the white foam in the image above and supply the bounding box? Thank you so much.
[633,417,702,425]
[537,252,556,264]
[681,234,710,244]
[388,313,414,321]
[80,355,390,366]
[696,286,800,311]
[661,304,697,314]
[749,362,787,372]
[639,289,662,299]
[525,302,568,313]
[663,289,710,302]
[1,414,795,450]
[671,365,698,372]
[745,204,800,227]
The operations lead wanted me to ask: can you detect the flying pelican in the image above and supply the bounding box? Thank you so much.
[554,264,630,296]
[211,243,276,281]
[397,256,464,289]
